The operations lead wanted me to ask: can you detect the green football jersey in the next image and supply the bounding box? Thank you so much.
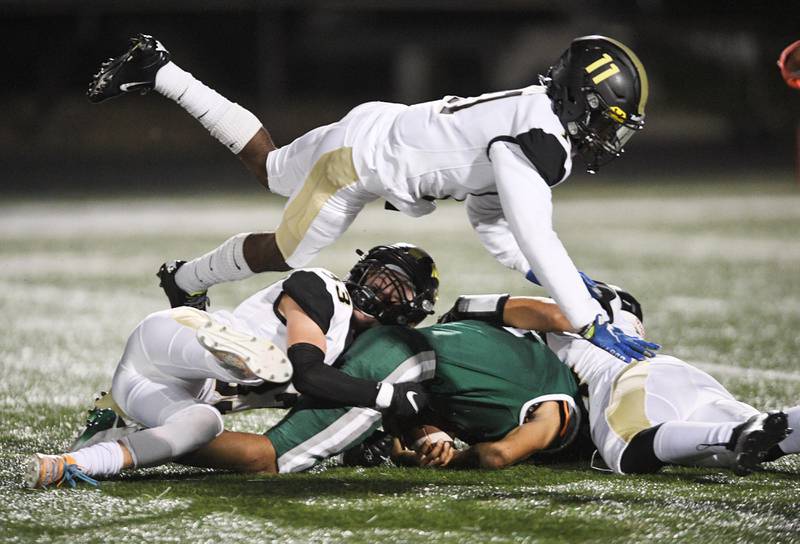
[418,320,581,444]
[267,320,580,470]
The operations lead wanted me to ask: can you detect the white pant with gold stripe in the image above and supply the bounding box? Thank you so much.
[266,102,405,267]
[587,355,757,473]
[548,332,760,474]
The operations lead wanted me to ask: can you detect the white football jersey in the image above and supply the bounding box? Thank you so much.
[229,267,355,366]
[337,89,598,328]
[347,86,573,217]
[266,87,597,329]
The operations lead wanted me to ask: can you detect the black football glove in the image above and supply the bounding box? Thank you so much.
[387,382,429,419]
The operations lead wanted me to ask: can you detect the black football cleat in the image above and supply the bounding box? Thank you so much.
[87,33,170,103]
[341,430,394,468]
[728,411,792,475]
[157,260,210,311]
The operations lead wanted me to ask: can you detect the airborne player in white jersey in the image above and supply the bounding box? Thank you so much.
[87,34,657,364]
[27,243,439,488]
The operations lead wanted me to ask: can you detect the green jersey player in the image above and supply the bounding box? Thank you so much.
[181,320,582,475]
[28,316,583,486]
[439,290,797,475]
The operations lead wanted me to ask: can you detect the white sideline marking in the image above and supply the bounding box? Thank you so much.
[693,361,800,382]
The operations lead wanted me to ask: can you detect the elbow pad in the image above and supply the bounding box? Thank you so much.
[287,343,327,396]
[287,343,325,370]
[437,294,510,326]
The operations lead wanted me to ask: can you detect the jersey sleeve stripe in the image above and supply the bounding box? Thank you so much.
[518,393,576,426]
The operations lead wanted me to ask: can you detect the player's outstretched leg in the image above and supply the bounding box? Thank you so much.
[28,404,227,487]
[631,411,790,475]
[87,35,292,300]
[155,231,290,309]
[87,33,275,189]
[161,231,291,306]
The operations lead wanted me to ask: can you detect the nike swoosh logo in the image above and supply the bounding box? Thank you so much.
[119,81,151,92]
[406,391,419,414]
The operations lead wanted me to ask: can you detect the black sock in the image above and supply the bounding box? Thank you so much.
[620,424,668,474]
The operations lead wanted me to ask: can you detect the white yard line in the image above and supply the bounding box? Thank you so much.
[693,361,800,382]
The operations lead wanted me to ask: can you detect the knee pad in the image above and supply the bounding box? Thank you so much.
[165,403,224,445]
[121,404,223,467]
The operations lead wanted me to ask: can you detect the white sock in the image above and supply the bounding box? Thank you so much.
[69,441,125,477]
[175,233,254,293]
[154,62,262,154]
[778,405,800,454]
[653,420,738,466]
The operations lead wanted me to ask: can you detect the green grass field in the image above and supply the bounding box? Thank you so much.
[2,179,799,543]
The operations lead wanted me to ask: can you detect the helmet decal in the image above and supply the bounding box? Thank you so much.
[608,106,628,123]
[584,53,620,85]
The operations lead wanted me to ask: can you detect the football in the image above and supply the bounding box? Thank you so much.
[402,424,454,451]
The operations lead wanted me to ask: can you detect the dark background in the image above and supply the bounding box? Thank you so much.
[3,0,800,195]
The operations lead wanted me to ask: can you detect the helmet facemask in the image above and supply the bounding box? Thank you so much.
[346,253,436,326]
[568,91,645,174]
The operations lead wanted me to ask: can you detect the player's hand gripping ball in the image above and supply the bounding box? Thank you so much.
[403,424,455,468]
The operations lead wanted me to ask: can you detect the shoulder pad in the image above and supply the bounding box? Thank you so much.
[514,129,568,186]
[487,129,568,187]
[282,270,338,333]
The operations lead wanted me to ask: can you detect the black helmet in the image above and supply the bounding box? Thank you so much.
[612,285,644,323]
[544,35,649,174]
[345,243,439,326]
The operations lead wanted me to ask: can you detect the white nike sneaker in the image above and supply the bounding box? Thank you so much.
[196,317,293,384]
